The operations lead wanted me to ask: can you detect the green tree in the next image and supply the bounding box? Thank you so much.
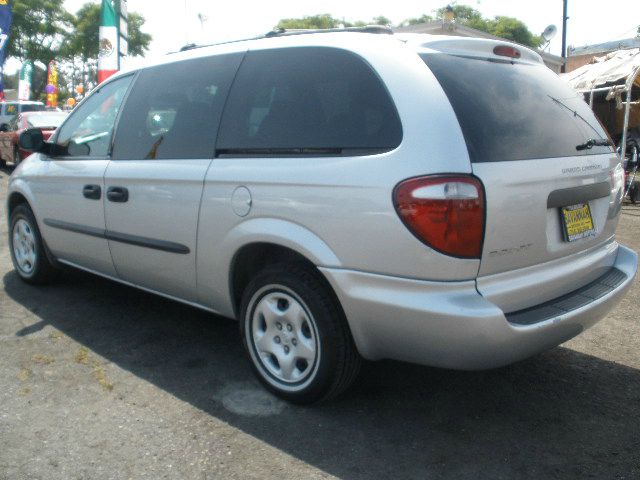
[63,4,151,61]
[432,4,540,47]
[59,3,151,94]
[488,16,540,47]
[402,14,434,26]
[277,14,342,30]
[372,16,391,26]
[276,14,390,30]
[7,0,73,64]
[436,4,484,22]
[127,12,152,56]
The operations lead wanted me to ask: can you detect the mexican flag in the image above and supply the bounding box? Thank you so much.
[98,0,118,83]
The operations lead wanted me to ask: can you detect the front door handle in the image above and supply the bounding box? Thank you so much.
[106,186,129,203]
[82,184,101,200]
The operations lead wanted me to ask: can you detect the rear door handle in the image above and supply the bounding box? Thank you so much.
[106,186,129,203]
[82,184,101,200]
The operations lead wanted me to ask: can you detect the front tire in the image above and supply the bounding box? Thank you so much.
[239,262,361,404]
[9,204,57,284]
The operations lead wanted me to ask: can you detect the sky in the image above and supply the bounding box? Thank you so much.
[59,0,639,71]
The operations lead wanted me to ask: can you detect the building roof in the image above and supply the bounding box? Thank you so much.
[569,37,640,57]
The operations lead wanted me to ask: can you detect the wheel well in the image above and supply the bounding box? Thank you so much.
[230,243,320,315]
[7,192,29,218]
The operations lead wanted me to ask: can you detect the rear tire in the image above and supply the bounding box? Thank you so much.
[239,262,361,404]
[9,204,57,284]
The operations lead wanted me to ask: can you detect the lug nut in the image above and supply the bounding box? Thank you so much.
[276,322,282,330]
[274,336,281,344]
[286,324,293,332]
[292,339,298,346]
[284,346,290,354]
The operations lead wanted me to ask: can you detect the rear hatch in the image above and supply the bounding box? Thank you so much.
[418,39,621,283]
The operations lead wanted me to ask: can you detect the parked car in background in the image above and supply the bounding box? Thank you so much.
[6,29,637,404]
[0,101,46,125]
[0,111,67,167]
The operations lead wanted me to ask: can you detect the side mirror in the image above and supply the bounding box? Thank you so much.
[19,128,45,152]
[0,123,8,132]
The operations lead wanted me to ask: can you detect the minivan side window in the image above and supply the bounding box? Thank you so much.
[217,47,402,155]
[20,103,45,113]
[112,53,243,160]
[54,75,133,158]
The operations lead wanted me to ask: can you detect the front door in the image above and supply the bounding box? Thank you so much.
[103,53,243,302]
[32,75,134,276]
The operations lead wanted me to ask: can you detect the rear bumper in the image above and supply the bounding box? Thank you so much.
[320,244,637,369]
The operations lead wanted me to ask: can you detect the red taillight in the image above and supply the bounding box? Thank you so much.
[393,175,485,258]
[493,45,521,59]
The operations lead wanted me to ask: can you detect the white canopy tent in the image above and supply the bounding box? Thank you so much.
[562,48,640,163]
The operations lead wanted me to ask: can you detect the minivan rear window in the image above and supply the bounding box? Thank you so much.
[421,54,613,162]
[217,47,402,155]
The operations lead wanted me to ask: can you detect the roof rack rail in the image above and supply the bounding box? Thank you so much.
[264,25,393,38]
[172,34,263,54]
[171,25,393,55]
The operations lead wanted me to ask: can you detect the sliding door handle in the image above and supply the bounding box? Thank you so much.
[106,186,129,203]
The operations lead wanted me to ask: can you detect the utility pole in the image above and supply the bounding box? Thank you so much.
[561,0,568,72]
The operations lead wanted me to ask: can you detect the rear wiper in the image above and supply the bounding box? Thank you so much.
[576,139,612,151]
[548,95,610,144]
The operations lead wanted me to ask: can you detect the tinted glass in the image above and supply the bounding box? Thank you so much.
[217,47,402,153]
[20,103,45,113]
[27,113,67,128]
[55,75,132,157]
[421,54,613,162]
[112,54,242,160]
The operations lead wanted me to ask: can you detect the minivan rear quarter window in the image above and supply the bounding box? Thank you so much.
[421,53,613,162]
[217,47,402,155]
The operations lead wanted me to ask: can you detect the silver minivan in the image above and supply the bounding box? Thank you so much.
[7,29,637,403]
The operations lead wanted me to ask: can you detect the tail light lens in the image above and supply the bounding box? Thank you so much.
[393,175,485,258]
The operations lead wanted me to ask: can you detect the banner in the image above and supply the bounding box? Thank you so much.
[18,60,32,100]
[98,0,118,83]
[46,60,58,107]
[0,0,13,101]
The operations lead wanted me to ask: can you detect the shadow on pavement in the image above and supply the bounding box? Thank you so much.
[4,268,640,479]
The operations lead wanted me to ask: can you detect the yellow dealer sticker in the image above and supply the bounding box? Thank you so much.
[560,203,596,242]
